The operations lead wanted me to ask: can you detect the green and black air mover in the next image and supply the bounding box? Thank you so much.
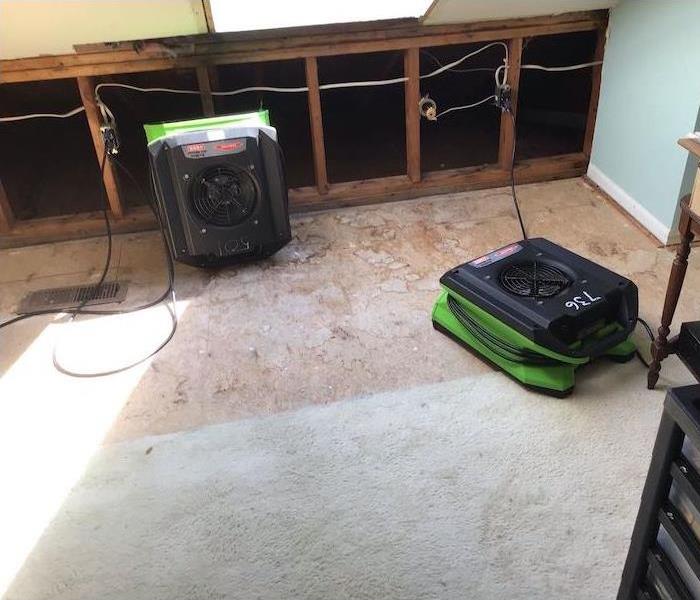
[432,238,638,396]
[145,110,291,268]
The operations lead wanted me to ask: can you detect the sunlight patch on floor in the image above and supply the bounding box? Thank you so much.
[0,299,190,596]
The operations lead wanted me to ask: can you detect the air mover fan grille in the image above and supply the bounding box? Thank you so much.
[500,262,570,298]
[192,165,258,227]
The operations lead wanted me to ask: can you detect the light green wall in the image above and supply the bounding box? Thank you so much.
[590,0,700,237]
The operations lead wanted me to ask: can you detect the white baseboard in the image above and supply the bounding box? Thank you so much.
[587,163,677,245]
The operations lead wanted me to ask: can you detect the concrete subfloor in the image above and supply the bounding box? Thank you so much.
[3,176,700,598]
[1,177,698,448]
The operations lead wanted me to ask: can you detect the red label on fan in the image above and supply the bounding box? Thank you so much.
[216,140,244,152]
[184,143,206,155]
[182,138,247,158]
[469,243,522,268]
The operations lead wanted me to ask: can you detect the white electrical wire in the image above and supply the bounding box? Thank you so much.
[94,82,309,97]
[433,58,603,119]
[521,60,602,72]
[0,47,600,125]
[421,49,497,75]
[435,94,496,119]
[320,77,408,89]
[89,45,509,123]
[432,58,603,119]
[494,59,602,85]
[419,41,508,84]
[0,106,86,122]
[93,77,413,101]
[215,85,309,93]
[91,45,504,102]
[92,82,314,124]
[91,79,415,127]
[425,42,508,117]
[0,43,507,123]
[494,65,506,86]
[92,79,413,123]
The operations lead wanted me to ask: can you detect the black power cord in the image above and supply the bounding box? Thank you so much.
[494,85,527,241]
[493,88,656,372]
[452,294,658,371]
[447,295,561,366]
[506,109,527,241]
[635,317,655,369]
[0,150,113,330]
[0,142,178,377]
[52,156,178,377]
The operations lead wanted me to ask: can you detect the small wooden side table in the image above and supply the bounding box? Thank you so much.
[647,137,700,389]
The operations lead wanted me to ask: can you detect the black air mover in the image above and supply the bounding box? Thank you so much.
[145,111,291,267]
[432,238,639,396]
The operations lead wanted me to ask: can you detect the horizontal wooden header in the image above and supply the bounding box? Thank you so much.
[0,10,607,83]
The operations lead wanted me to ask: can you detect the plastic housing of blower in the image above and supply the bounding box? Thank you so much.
[432,237,639,396]
[145,111,291,267]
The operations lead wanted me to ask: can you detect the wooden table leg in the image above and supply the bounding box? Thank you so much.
[648,215,695,389]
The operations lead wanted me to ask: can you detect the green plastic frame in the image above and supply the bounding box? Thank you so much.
[144,110,271,145]
[432,288,636,396]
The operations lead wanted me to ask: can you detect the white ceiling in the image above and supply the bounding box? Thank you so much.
[422,0,618,25]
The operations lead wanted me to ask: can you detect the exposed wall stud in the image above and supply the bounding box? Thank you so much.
[0,178,15,233]
[196,66,215,116]
[404,47,421,183]
[304,56,329,194]
[0,15,608,246]
[208,65,220,92]
[77,76,124,218]
[583,27,606,157]
[498,37,523,172]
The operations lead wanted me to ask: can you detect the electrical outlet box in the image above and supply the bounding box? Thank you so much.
[100,125,120,155]
[495,84,511,111]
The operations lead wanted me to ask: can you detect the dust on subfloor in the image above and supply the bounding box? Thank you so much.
[0,177,696,444]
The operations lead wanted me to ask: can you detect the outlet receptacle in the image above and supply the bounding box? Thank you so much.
[495,84,512,112]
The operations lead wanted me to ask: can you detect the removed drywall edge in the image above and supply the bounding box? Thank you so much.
[587,163,676,245]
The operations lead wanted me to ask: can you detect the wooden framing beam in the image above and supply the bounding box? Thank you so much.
[196,65,215,116]
[404,48,421,183]
[0,154,588,248]
[208,65,220,92]
[583,26,606,157]
[304,56,329,194]
[0,178,15,233]
[498,37,523,170]
[73,14,588,53]
[76,76,125,219]
[0,11,609,248]
[201,0,216,34]
[1,12,607,83]
[290,153,589,212]
[0,205,155,249]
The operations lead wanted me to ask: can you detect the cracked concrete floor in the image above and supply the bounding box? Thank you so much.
[1,177,698,446]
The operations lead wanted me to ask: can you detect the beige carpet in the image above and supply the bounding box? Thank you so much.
[5,360,670,600]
